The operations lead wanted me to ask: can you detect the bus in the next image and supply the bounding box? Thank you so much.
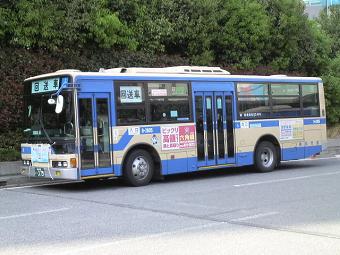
[21,66,327,186]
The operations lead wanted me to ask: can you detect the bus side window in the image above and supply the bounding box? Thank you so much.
[148,82,191,123]
[302,84,320,117]
[116,83,146,125]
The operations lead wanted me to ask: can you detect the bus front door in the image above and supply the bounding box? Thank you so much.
[78,93,113,178]
[195,92,235,167]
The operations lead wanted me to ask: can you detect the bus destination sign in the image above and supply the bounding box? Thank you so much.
[31,78,60,94]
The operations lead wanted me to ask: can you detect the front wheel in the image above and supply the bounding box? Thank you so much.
[124,149,154,186]
[254,141,278,173]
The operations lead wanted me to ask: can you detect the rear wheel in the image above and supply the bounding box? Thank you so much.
[254,141,278,173]
[124,149,154,186]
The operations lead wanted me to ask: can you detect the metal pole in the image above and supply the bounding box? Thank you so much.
[326,0,330,16]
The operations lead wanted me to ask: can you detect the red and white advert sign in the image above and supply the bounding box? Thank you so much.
[179,125,195,149]
[161,125,195,150]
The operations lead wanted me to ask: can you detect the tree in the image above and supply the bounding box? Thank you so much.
[318,5,340,57]
[258,0,330,75]
[323,56,340,125]
[5,0,135,50]
[213,0,271,68]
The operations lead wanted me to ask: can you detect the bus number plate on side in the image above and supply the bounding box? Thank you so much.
[35,168,45,177]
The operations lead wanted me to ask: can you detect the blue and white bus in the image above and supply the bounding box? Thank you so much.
[21,66,327,186]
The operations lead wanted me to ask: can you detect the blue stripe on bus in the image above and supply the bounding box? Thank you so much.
[304,118,326,125]
[251,120,279,128]
[83,145,323,177]
[282,147,305,161]
[81,169,97,176]
[234,118,326,129]
[21,147,31,154]
[234,120,279,129]
[81,167,114,177]
[140,126,161,134]
[113,130,133,151]
[114,164,122,176]
[304,145,322,158]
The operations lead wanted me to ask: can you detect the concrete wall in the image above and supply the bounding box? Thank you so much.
[0,161,21,176]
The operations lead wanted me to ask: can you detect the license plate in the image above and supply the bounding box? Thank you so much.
[35,168,45,177]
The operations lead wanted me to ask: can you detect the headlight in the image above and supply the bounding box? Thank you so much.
[52,161,68,168]
[22,160,31,166]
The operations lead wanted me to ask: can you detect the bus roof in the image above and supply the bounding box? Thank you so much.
[24,66,322,84]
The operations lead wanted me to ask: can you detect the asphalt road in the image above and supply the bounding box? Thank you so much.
[1,157,340,255]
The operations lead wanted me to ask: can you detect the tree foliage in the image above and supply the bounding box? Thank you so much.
[323,56,340,125]
[318,5,340,57]
[0,0,340,147]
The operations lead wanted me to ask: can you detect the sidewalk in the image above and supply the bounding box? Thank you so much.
[0,161,80,188]
[1,138,339,188]
[318,138,340,158]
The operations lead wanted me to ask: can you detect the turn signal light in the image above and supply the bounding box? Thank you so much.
[70,158,77,168]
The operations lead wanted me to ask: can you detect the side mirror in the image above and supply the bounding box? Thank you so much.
[55,95,64,114]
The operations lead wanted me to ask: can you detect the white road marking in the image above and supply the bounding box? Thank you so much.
[234,171,340,187]
[230,212,279,222]
[0,207,70,220]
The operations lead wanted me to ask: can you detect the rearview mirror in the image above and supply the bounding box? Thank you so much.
[55,95,64,114]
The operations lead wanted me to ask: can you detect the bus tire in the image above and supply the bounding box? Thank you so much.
[124,149,154,186]
[254,141,277,173]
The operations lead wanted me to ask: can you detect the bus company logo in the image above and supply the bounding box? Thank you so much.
[313,119,321,124]
[128,127,140,135]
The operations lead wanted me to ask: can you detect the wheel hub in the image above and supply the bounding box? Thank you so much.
[132,157,149,180]
[260,147,274,167]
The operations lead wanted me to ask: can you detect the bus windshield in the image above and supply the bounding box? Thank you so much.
[24,92,75,141]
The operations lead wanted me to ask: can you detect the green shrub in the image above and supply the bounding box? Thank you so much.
[0,148,21,161]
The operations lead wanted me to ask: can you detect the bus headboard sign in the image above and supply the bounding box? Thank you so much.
[31,78,60,94]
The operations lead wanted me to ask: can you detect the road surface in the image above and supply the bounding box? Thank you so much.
[1,157,340,254]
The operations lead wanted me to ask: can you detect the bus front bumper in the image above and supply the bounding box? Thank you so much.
[21,166,79,180]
